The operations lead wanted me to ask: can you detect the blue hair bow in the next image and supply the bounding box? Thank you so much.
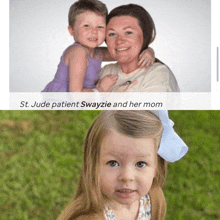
[157,110,188,163]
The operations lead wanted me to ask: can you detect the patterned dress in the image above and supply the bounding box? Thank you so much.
[104,194,151,220]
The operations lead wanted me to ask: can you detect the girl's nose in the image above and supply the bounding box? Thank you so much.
[91,27,98,34]
[118,167,134,183]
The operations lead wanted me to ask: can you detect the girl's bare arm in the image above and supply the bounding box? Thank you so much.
[67,45,94,92]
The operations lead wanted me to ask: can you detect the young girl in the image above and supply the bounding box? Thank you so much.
[42,0,155,92]
[57,111,188,220]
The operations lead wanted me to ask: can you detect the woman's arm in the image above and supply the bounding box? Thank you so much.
[95,47,115,61]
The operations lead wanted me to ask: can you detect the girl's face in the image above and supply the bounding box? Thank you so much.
[68,11,106,50]
[99,129,157,209]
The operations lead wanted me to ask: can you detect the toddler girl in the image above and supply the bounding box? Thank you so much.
[42,0,155,92]
[57,110,188,220]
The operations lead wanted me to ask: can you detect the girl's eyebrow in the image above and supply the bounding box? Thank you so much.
[136,154,152,158]
[104,150,151,158]
[103,151,118,156]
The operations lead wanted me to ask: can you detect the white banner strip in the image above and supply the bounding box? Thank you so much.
[9,92,215,110]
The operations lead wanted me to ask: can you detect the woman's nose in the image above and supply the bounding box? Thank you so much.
[116,35,125,45]
[118,167,134,182]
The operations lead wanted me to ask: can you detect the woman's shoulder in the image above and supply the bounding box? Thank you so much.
[149,62,171,74]
[138,62,171,82]
[149,62,179,84]
[100,62,120,77]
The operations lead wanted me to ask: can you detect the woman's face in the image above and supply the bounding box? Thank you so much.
[106,16,144,66]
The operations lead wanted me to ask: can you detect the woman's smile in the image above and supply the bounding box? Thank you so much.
[106,16,144,73]
[115,47,130,51]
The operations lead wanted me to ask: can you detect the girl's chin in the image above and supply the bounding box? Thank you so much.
[80,42,100,49]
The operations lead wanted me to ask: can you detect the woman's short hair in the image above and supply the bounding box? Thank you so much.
[107,4,156,53]
[68,0,108,28]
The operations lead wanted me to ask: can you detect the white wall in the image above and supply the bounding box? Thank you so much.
[10,0,211,92]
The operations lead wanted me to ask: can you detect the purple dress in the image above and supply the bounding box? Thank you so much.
[42,43,103,92]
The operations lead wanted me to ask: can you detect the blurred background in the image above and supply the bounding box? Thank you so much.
[0,110,219,219]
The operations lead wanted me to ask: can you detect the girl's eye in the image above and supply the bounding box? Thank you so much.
[98,26,104,29]
[125,31,133,35]
[107,160,119,167]
[84,24,89,27]
[136,161,147,168]
[108,33,116,37]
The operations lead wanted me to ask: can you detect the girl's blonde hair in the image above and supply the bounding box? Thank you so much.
[57,111,167,220]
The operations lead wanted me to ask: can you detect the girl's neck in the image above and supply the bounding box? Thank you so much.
[108,199,139,220]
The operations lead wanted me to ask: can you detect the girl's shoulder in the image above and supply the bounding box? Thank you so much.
[65,44,88,57]
[63,44,88,66]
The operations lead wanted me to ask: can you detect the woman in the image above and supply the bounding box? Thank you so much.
[98,4,180,92]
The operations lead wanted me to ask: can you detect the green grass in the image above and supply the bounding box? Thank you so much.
[0,110,219,220]
[165,111,219,220]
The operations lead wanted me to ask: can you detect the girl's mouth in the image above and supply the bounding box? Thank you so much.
[116,189,135,193]
[88,38,97,41]
[115,189,136,198]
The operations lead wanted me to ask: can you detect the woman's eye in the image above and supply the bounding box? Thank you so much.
[125,31,133,35]
[136,161,147,168]
[108,33,116,37]
[84,24,89,27]
[98,26,104,29]
[107,160,119,167]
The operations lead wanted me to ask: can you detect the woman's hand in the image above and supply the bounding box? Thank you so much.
[96,74,118,92]
[138,47,155,69]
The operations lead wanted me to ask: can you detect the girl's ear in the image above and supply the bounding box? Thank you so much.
[68,26,74,36]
